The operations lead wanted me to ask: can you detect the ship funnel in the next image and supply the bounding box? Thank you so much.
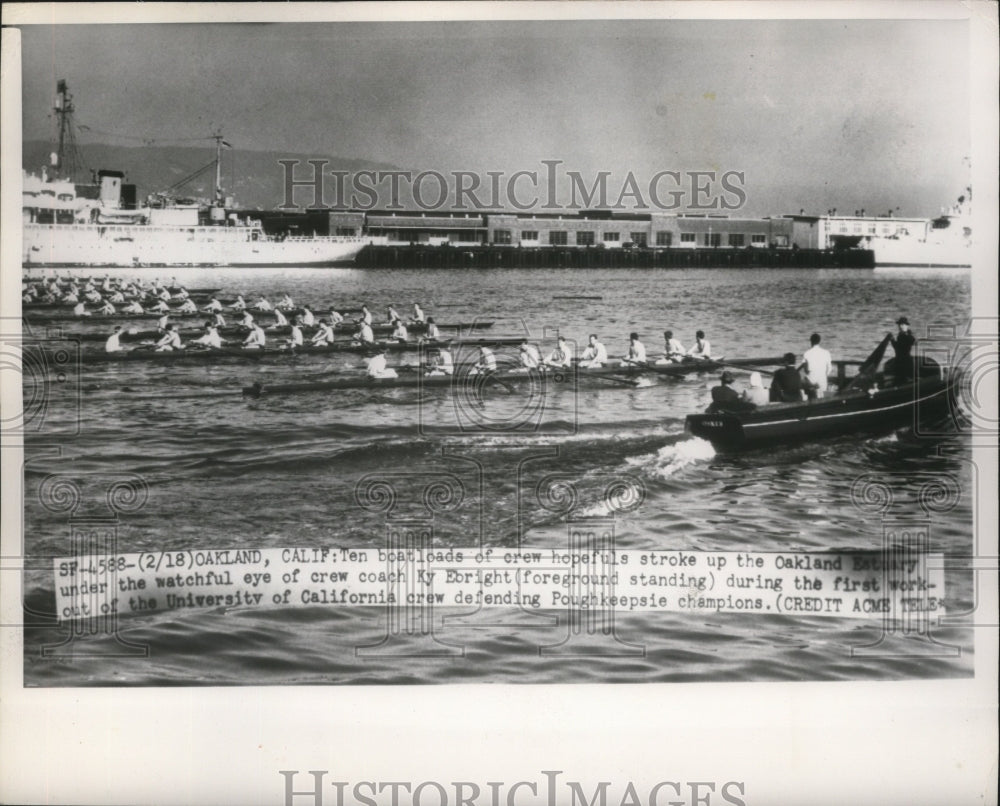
[98,170,125,208]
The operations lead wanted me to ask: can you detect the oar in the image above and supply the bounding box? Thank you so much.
[843,333,893,392]
[712,361,776,376]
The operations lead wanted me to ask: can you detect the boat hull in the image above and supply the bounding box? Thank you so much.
[685,374,958,450]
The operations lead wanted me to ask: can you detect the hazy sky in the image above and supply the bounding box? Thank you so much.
[14,18,972,216]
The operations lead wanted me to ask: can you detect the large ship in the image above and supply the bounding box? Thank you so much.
[864,191,972,268]
[22,81,369,268]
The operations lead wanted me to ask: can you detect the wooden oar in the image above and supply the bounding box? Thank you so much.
[712,361,776,376]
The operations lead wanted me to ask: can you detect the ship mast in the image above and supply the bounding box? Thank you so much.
[52,79,85,181]
[213,132,230,205]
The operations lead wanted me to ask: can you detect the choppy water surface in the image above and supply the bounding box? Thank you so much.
[21,266,975,684]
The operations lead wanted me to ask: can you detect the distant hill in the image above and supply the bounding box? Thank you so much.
[22,141,402,211]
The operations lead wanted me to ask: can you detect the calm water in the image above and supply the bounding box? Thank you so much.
[21,266,975,685]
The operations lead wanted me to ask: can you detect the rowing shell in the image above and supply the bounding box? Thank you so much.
[63,338,526,365]
[69,321,493,342]
[241,356,788,396]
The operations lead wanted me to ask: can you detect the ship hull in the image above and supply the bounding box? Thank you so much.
[22,223,367,268]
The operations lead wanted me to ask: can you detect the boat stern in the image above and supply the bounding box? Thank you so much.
[684,412,746,448]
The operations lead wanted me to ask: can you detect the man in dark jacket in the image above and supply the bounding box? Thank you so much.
[708,371,756,413]
[769,352,804,402]
[887,316,916,381]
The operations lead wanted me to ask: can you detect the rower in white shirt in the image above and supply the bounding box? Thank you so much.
[391,319,409,342]
[300,307,315,327]
[276,294,295,311]
[98,300,116,315]
[328,310,344,325]
[73,302,90,317]
[238,311,255,329]
[149,299,170,314]
[412,303,426,324]
[422,317,441,342]
[243,323,266,349]
[109,291,126,304]
[427,348,454,375]
[622,332,647,366]
[253,296,273,312]
[105,326,124,353]
[687,330,712,360]
[212,312,227,328]
[155,325,183,351]
[123,300,144,315]
[473,345,497,373]
[193,323,222,349]
[366,348,398,379]
[311,320,335,346]
[287,322,304,348]
[387,305,402,324]
[273,308,288,326]
[356,322,375,344]
[203,297,223,313]
[519,340,542,369]
[580,334,608,368]
[358,305,373,326]
[231,295,247,311]
[177,299,198,314]
[657,330,686,364]
[545,336,573,368]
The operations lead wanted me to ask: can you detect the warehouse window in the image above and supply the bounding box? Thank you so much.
[604,231,620,242]
[656,231,673,246]
[751,234,766,245]
[521,230,539,241]
[706,233,721,247]
[549,231,568,245]
[680,233,696,244]
[728,233,745,247]
[335,227,357,236]
[577,231,596,246]
[631,232,647,247]
[493,229,512,245]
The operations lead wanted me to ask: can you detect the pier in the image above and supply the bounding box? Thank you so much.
[355,244,875,270]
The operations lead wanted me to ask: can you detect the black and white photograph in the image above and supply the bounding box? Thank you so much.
[1,2,997,804]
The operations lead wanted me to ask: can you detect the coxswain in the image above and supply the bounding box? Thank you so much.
[473,345,497,374]
[273,307,289,326]
[887,316,916,381]
[545,336,573,368]
[687,330,712,360]
[311,319,335,346]
[412,303,426,324]
[356,321,375,344]
[518,340,542,369]
[580,334,608,368]
[72,301,90,317]
[300,307,316,327]
[203,297,223,313]
[177,298,198,315]
[391,319,409,342]
[366,348,398,379]
[231,295,247,311]
[105,325,124,353]
[238,310,255,329]
[155,324,183,352]
[253,296,273,312]
[422,316,441,342]
[98,300,117,315]
[622,332,647,366]
[62,292,80,304]
[657,330,686,364]
[122,300,145,315]
[193,322,223,349]
[287,320,304,349]
[243,323,266,349]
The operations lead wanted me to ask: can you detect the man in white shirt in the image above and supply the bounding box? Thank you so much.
[519,340,542,369]
[155,325,183,351]
[623,332,647,366]
[105,326,124,353]
[273,308,289,326]
[243,323,266,349]
[300,307,315,327]
[287,321,304,349]
[356,322,375,344]
[311,320,335,347]
[659,330,686,363]
[800,332,833,399]
[366,349,398,379]
[473,345,497,373]
[391,319,409,342]
[546,336,573,368]
[580,334,608,368]
[193,323,223,349]
[687,330,712,360]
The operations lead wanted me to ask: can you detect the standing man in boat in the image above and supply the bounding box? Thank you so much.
[105,325,124,353]
[687,330,712,360]
[580,334,608,368]
[887,316,916,381]
[769,353,805,402]
[799,333,833,399]
[622,332,647,366]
